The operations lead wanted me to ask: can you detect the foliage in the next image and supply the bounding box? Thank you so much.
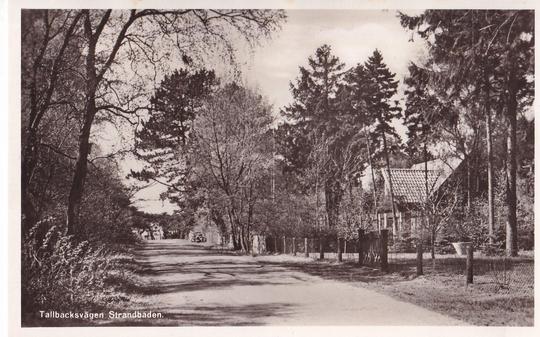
[361,50,402,158]
[402,63,445,163]
[132,68,218,205]
[190,83,274,250]
[391,232,416,253]
[400,9,534,256]
[278,45,370,229]
[22,218,132,314]
[279,44,346,167]
[19,9,286,237]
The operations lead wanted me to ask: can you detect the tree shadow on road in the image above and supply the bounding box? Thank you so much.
[260,260,398,284]
[120,257,298,295]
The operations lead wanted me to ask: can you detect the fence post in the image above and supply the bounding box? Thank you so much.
[466,245,474,284]
[358,229,365,266]
[304,237,309,257]
[380,229,389,272]
[319,236,325,260]
[283,236,287,254]
[292,237,297,256]
[274,237,278,254]
[337,237,343,262]
[416,241,423,276]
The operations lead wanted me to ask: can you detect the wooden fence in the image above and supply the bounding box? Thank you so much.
[265,229,389,272]
[358,229,389,271]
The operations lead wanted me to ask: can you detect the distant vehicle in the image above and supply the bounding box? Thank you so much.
[191,232,207,243]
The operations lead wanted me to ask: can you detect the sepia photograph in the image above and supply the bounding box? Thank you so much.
[7,0,536,333]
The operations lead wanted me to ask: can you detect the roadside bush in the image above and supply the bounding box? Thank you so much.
[480,243,506,256]
[434,237,455,255]
[22,217,131,314]
[518,226,534,251]
[390,232,415,253]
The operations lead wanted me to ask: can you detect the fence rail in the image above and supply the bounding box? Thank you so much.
[387,249,534,294]
[265,229,389,270]
[263,233,533,296]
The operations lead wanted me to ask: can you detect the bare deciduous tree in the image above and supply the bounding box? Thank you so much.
[63,9,285,237]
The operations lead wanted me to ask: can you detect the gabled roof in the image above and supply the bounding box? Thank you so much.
[380,157,463,205]
[381,169,441,204]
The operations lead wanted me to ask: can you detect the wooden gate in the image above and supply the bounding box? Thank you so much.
[358,229,389,272]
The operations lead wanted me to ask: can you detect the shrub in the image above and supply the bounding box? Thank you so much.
[480,243,506,256]
[22,217,131,314]
[390,232,415,253]
[518,226,534,251]
[434,237,455,255]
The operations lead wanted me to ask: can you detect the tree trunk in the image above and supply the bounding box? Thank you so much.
[423,138,429,244]
[21,133,38,201]
[416,240,423,276]
[66,12,99,238]
[66,33,98,237]
[227,208,240,250]
[364,127,379,227]
[231,207,248,253]
[240,225,250,253]
[430,227,436,259]
[424,141,429,198]
[382,132,398,238]
[21,136,39,233]
[485,76,495,245]
[465,154,471,209]
[337,237,342,262]
[315,168,320,233]
[66,112,94,237]
[324,178,342,228]
[505,89,518,256]
[319,236,324,260]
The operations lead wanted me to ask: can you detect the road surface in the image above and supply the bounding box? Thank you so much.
[112,239,463,326]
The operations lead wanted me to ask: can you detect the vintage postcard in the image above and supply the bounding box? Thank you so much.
[5,0,539,336]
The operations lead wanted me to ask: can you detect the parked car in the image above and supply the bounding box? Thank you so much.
[191,232,207,243]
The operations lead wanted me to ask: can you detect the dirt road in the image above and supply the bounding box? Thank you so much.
[111,239,463,326]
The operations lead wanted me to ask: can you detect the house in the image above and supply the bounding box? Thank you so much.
[378,157,464,237]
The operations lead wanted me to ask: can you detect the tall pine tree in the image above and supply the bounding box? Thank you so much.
[400,10,534,255]
[363,49,402,237]
[279,44,368,231]
[132,68,218,204]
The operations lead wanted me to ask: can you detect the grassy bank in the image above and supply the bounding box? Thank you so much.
[258,252,534,326]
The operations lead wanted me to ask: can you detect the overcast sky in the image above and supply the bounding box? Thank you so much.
[130,9,428,214]
[246,10,427,109]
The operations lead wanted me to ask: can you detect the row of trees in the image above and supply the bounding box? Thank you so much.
[23,9,532,259]
[134,11,534,256]
[277,45,404,240]
[131,43,409,251]
[400,10,534,255]
[133,76,276,250]
[21,9,285,240]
